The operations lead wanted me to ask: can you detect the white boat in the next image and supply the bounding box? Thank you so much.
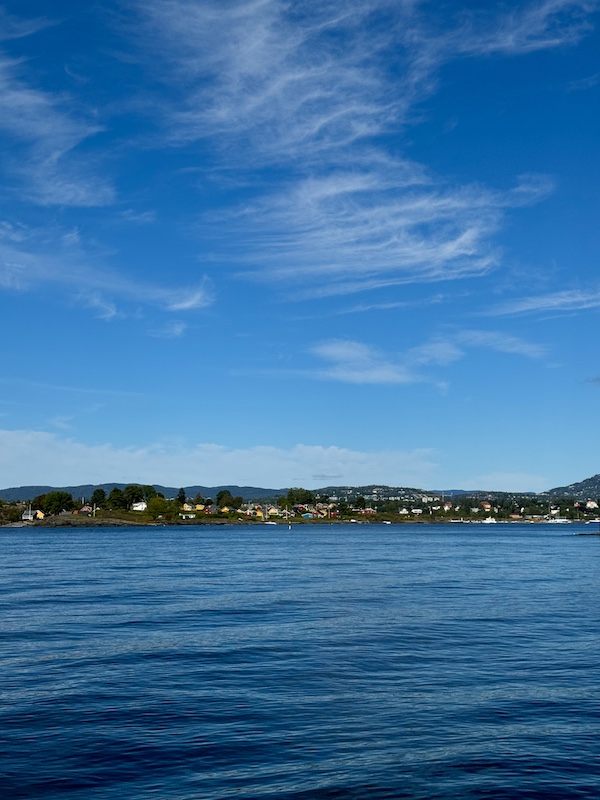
[482,517,497,524]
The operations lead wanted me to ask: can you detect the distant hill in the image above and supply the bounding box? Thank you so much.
[0,483,288,503]
[0,481,473,503]
[3,475,598,504]
[546,474,600,499]
[316,484,424,498]
[0,482,436,503]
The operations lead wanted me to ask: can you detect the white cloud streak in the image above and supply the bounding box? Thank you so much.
[487,289,600,315]
[0,429,437,489]
[137,0,596,160]
[0,377,143,398]
[0,224,213,314]
[453,0,597,56]
[227,170,552,295]
[453,329,547,358]
[311,339,418,385]
[132,0,566,297]
[307,328,544,384]
[0,52,114,206]
[149,320,187,338]
[1,1,594,311]
[0,8,51,41]
[137,0,404,161]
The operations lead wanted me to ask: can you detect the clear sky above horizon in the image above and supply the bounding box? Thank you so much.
[1,0,599,493]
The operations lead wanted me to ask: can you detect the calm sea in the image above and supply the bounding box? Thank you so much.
[1,523,598,799]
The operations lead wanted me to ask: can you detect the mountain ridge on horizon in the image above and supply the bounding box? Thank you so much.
[0,482,482,503]
[1,474,599,503]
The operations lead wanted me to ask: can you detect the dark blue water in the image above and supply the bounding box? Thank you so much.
[1,524,598,799]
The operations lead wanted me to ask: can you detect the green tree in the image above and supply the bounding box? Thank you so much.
[0,500,22,523]
[108,487,127,509]
[123,485,143,508]
[142,485,157,501]
[147,496,169,519]
[91,488,106,507]
[286,487,314,506]
[34,491,75,516]
[192,492,204,505]
[216,489,235,508]
[337,500,350,517]
[177,488,186,505]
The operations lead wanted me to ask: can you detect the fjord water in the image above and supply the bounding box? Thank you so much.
[1,524,598,799]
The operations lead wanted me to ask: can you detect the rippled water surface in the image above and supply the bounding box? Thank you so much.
[1,523,599,799]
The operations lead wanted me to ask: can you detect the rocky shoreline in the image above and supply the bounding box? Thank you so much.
[1,516,245,528]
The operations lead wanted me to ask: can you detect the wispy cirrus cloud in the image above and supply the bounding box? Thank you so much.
[1,0,591,316]
[0,8,51,41]
[307,328,544,384]
[0,221,213,315]
[136,0,596,161]
[453,329,547,358]
[149,320,187,339]
[81,292,118,321]
[125,0,593,298]
[311,339,418,385]
[317,293,449,317]
[119,208,158,225]
[0,53,114,206]
[567,71,599,90]
[406,329,546,365]
[222,169,551,296]
[0,376,144,398]
[450,0,597,57]
[135,0,404,161]
[487,288,600,316]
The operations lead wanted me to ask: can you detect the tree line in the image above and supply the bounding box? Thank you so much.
[29,485,246,520]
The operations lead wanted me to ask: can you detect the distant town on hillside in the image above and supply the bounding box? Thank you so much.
[2,474,600,526]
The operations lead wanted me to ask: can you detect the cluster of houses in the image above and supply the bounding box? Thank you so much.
[20,495,600,522]
[20,499,340,521]
[177,502,337,520]
[21,505,94,521]
[88,500,340,519]
[575,500,599,510]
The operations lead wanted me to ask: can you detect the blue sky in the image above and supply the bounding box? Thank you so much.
[1,0,599,492]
